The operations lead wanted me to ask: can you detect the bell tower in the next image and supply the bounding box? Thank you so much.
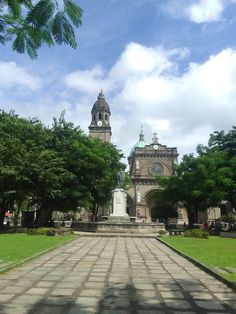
[88,91,112,142]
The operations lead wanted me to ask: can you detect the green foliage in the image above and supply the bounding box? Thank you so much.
[220,215,235,223]
[156,126,236,226]
[157,229,167,237]
[151,189,178,222]
[0,0,83,58]
[184,229,209,239]
[0,110,125,228]
[27,227,53,235]
[27,227,73,235]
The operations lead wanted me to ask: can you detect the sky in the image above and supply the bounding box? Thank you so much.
[1,0,236,162]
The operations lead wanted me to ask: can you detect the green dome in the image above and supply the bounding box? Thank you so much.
[130,128,146,156]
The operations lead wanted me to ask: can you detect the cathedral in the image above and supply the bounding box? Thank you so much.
[88,91,191,222]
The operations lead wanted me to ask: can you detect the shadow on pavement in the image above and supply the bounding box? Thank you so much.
[0,277,235,314]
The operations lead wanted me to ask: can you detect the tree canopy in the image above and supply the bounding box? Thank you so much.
[0,0,83,58]
[155,126,236,226]
[0,111,125,228]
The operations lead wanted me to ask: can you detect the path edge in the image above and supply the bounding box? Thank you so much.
[0,235,79,275]
[156,236,236,291]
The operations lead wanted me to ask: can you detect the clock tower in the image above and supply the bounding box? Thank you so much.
[88,91,112,142]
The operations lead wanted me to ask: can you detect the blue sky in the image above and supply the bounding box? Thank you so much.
[1,0,236,161]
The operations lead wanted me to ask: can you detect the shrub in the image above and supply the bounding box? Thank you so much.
[220,215,235,223]
[184,229,209,239]
[27,228,54,235]
[157,230,167,237]
[27,228,74,236]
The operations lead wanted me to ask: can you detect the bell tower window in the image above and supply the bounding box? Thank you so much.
[105,114,108,121]
[99,112,102,120]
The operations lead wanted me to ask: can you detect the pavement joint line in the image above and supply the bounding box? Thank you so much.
[156,236,236,292]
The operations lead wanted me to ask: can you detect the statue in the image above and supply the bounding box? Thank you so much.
[116,170,125,189]
[136,160,139,170]
[137,191,141,203]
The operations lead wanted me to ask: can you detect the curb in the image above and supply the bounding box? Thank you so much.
[0,235,79,275]
[76,232,157,238]
[156,237,236,291]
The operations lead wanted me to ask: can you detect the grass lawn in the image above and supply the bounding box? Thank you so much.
[0,233,77,266]
[162,236,236,283]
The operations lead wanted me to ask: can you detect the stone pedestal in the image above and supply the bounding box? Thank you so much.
[108,188,130,223]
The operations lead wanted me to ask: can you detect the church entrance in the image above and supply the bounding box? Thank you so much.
[127,194,135,217]
[145,189,158,222]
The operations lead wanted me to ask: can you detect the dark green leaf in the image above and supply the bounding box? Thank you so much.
[25,34,38,59]
[12,31,25,53]
[26,0,55,27]
[64,0,82,27]
[7,0,21,17]
[0,18,5,32]
[0,34,5,44]
[52,11,76,48]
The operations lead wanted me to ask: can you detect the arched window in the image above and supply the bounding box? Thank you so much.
[99,113,102,120]
[105,114,108,121]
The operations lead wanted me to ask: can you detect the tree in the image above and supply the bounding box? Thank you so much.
[153,127,236,227]
[0,110,126,228]
[0,111,49,228]
[49,113,125,222]
[0,0,83,59]
[151,189,178,224]
[208,126,236,213]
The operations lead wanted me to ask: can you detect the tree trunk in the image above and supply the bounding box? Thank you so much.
[92,204,99,222]
[36,207,53,227]
[187,209,196,228]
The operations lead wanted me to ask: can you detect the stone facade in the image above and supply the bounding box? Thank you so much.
[88,91,112,142]
[87,92,222,224]
[127,130,180,222]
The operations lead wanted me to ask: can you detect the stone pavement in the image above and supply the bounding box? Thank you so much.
[0,236,235,314]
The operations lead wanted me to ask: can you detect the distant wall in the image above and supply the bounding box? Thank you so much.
[73,222,165,234]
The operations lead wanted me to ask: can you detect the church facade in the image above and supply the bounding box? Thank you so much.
[127,129,180,222]
[88,91,184,221]
[88,92,220,223]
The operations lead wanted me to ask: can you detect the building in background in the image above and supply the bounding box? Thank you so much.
[127,128,183,222]
[88,90,112,143]
[88,91,221,223]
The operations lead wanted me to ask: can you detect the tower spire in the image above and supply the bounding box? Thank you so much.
[139,126,144,141]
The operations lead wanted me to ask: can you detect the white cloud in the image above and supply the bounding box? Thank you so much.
[185,0,225,23]
[2,43,235,162]
[0,62,41,90]
[65,43,236,160]
[109,43,173,80]
[65,65,112,94]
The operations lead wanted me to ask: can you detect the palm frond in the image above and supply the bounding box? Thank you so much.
[7,0,21,17]
[64,0,82,27]
[26,0,55,27]
[25,35,38,59]
[52,11,76,48]
[0,34,5,44]
[12,31,25,53]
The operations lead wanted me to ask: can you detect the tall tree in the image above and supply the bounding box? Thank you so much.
[208,126,236,213]
[153,127,236,226]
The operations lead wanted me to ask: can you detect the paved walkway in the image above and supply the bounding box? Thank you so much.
[0,236,235,314]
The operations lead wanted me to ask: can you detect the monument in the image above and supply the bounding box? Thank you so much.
[108,170,130,223]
